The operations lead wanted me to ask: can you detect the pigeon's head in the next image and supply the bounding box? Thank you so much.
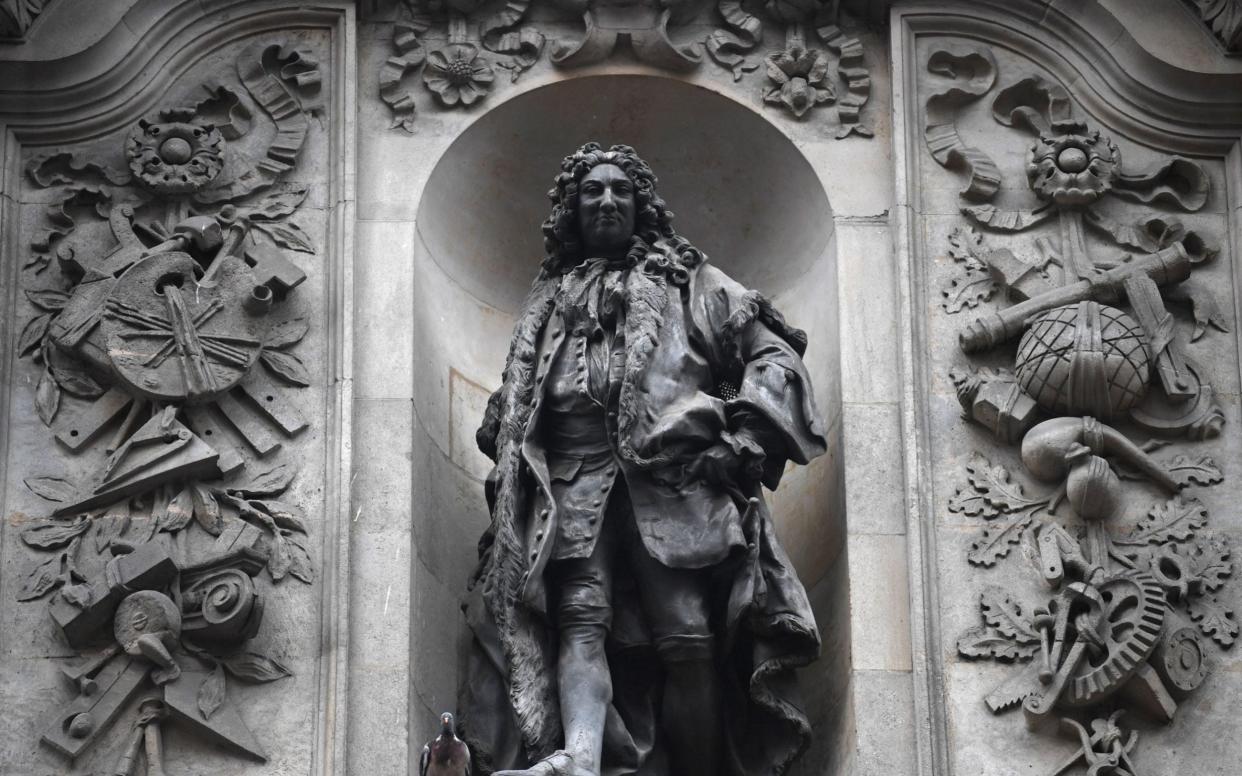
[440,712,455,734]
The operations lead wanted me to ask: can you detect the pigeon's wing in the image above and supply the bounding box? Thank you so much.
[420,743,430,776]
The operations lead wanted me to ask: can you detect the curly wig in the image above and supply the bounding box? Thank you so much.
[540,142,704,275]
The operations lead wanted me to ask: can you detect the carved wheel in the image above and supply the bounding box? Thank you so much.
[1157,626,1209,694]
[1063,570,1166,707]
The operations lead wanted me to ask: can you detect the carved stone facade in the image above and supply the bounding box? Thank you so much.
[0,1,1239,775]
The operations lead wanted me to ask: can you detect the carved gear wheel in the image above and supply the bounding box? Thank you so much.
[1156,626,1209,694]
[1062,570,1166,707]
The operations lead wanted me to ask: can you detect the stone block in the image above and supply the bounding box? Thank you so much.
[848,533,912,672]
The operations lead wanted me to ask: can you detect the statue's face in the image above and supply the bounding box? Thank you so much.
[577,163,636,258]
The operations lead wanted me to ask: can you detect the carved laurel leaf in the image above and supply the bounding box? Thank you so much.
[967,514,1033,567]
[49,362,105,399]
[197,664,226,721]
[980,585,1040,643]
[221,652,293,683]
[191,485,223,536]
[94,512,130,554]
[245,185,309,221]
[956,624,1039,662]
[254,220,314,253]
[264,315,310,349]
[267,530,291,581]
[159,488,195,533]
[18,552,67,601]
[941,268,998,314]
[253,499,307,533]
[284,531,314,584]
[24,475,76,502]
[35,367,60,425]
[1191,536,1233,592]
[1117,496,1208,546]
[20,517,90,550]
[17,313,51,357]
[25,289,70,311]
[1188,595,1238,648]
[261,349,311,386]
[229,463,296,498]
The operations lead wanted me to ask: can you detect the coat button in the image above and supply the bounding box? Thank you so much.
[591,500,602,507]
[542,353,550,362]
[540,509,549,520]
[535,531,544,541]
[530,551,538,561]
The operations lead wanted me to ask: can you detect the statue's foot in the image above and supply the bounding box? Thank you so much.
[493,750,593,776]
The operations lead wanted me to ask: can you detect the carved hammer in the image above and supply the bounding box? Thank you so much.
[959,243,1190,353]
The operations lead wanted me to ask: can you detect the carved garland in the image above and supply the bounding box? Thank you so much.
[14,41,322,770]
[925,44,1235,774]
[378,0,872,136]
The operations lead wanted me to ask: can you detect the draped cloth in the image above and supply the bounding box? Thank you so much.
[461,247,829,775]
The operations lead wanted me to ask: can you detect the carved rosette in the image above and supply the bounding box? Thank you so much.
[12,38,325,771]
[924,42,1236,775]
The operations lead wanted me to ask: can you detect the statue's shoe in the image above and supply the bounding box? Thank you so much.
[493,750,594,776]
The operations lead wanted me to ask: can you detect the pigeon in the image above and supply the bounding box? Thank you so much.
[421,712,471,776]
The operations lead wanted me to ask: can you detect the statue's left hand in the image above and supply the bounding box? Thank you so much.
[680,431,764,487]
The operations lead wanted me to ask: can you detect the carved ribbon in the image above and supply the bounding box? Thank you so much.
[924,44,1001,202]
[481,0,545,81]
[380,19,429,134]
[991,75,1072,134]
[705,0,763,81]
[198,44,321,202]
[817,23,871,138]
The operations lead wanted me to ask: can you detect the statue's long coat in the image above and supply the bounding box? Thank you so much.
[461,250,828,776]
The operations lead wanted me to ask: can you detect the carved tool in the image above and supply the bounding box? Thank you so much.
[959,243,1190,353]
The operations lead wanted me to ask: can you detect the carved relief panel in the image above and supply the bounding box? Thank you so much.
[0,6,353,774]
[897,6,1242,775]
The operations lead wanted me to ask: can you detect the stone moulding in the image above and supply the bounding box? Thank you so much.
[891,2,1242,775]
[0,1,355,773]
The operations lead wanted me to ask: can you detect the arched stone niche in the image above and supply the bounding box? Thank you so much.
[407,73,850,774]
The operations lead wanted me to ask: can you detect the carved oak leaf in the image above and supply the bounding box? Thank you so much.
[253,220,314,254]
[260,349,311,386]
[946,226,986,269]
[268,530,292,580]
[35,367,60,425]
[17,537,82,602]
[956,624,1039,662]
[264,315,310,349]
[980,585,1041,642]
[1114,453,1222,487]
[967,514,1033,567]
[1190,536,1233,592]
[17,313,50,357]
[228,463,296,498]
[197,664,226,721]
[1117,496,1208,546]
[20,516,90,550]
[941,268,998,313]
[221,652,292,683]
[23,475,76,503]
[1188,595,1238,648]
[949,452,1047,518]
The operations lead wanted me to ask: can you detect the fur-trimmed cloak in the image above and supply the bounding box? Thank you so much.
[461,248,828,776]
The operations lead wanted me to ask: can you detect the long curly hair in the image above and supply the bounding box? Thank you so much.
[539,142,704,276]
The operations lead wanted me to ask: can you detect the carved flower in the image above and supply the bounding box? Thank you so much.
[126,109,224,195]
[1026,120,1119,206]
[423,43,495,107]
[763,44,835,118]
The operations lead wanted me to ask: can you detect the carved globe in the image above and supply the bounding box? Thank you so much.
[1015,301,1150,419]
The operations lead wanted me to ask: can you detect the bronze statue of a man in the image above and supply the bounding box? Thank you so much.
[460,143,828,776]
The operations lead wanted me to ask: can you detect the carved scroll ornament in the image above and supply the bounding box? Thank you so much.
[925,44,1235,775]
[13,40,323,772]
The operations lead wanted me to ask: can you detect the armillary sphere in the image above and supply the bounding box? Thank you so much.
[1062,570,1166,707]
[102,252,269,404]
